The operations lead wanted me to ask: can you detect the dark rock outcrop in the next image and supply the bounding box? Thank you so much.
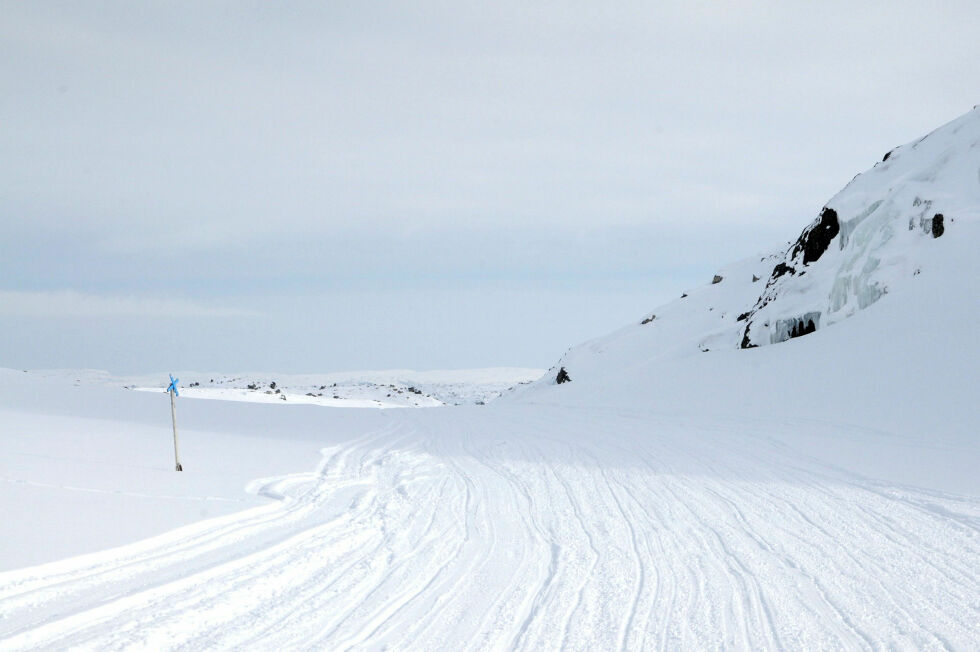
[712,275,724,284]
[740,328,756,349]
[769,262,795,283]
[791,207,840,265]
[556,367,571,384]
[737,208,842,349]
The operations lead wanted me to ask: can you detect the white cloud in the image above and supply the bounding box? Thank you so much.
[0,290,259,319]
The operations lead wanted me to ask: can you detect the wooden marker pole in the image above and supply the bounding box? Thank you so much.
[171,390,182,471]
[168,375,183,472]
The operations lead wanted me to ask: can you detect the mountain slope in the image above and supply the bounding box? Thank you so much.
[741,105,980,348]
[511,107,979,478]
[516,108,980,402]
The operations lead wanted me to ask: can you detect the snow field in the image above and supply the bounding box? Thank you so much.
[2,108,979,649]
[1,406,976,649]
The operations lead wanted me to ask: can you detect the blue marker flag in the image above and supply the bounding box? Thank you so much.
[167,374,179,397]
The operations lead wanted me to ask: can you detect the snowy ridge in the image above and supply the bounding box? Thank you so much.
[520,106,980,391]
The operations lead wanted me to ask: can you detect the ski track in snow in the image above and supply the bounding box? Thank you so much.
[0,407,977,651]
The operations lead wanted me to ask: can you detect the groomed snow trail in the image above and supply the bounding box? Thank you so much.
[0,406,977,650]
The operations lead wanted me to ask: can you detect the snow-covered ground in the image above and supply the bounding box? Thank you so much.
[1,109,978,649]
[0,367,542,569]
[1,390,976,649]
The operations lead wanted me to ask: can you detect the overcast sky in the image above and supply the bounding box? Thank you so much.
[2,2,978,373]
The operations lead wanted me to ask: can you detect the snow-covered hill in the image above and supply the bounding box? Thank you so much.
[741,105,980,348]
[517,107,980,448]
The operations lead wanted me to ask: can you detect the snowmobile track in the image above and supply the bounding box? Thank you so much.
[0,407,976,650]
